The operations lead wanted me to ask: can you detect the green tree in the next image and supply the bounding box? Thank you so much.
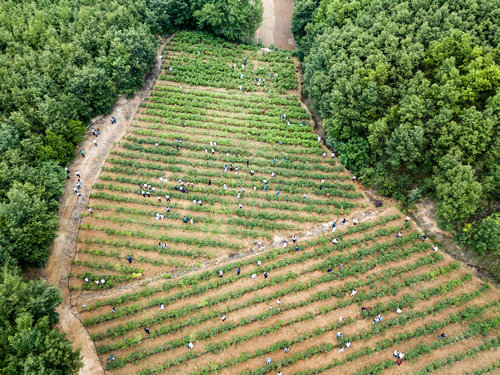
[462,214,500,256]
[330,136,370,175]
[385,125,426,173]
[146,0,190,34]
[434,155,483,230]
[38,130,74,164]
[0,182,59,266]
[291,0,318,45]
[65,66,116,121]
[299,0,499,242]
[193,0,263,41]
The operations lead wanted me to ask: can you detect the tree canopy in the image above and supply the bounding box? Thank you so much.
[0,267,82,374]
[293,0,499,267]
[193,0,263,41]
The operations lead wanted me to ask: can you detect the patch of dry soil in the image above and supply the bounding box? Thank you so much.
[255,0,297,50]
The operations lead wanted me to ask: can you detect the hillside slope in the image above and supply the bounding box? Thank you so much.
[66,32,500,375]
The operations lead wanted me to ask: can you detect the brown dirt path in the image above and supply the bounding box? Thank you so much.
[43,36,171,375]
[255,0,297,50]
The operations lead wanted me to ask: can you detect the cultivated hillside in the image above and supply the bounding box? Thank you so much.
[70,32,500,375]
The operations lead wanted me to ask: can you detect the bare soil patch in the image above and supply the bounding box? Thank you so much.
[256,0,297,50]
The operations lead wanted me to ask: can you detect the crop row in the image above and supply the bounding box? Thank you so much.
[148,90,309,120]
[87,209,293,233]
[93,176,359,208]
[246,299,498,375]
[152,84,300,107]
[160,54,296,94]
[141,93,311,130]
[79,223,241,250]
[98,249,444,355]
[79,237,211,260]
[99,164,355,199]
[141,99,305,128]
[168,31,294,65]
[77,247,184,268]
[206,278,490,375]
[104,156,352,199]
[95,236,432,349]
[126,120,328,160]
[89,200,326,225]
[134,117,315,152]
[113,143,340,181]
[110,144,343,177]
[134,272,483,375]
[75,271,141,290]
[90,189,342,218]
[109,145,350,189]
[84,213,273,241]
[104,254,457,369]
[136,108,318,148]
[465,360,500,375]
[412,334,500,374]
[84,215,402,313]
[90,230,421,345]
[355,320,500,375]
[191,283,492,375]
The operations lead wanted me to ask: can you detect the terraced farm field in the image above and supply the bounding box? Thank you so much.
[71,32,500,375]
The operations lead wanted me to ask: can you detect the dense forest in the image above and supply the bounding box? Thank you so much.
[0,0,262,372]
[292,0,499,273]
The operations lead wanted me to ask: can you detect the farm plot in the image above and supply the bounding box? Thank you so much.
[70,31,363,294]
[72,31,500,374]
[83,207,499,375]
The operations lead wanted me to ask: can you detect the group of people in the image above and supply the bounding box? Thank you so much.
[265,345,289,372]
[80,118,113,158]
[219,261,272,283]
[83,276,106,286]
[72,170,83,197]
[137,178,200,225]
[322,151,336,159]
[393,350,405,365]
[338,341,351,353]
[183,216,194,225]
[140,182,155,198]
[91,127,101,147]
[174,178,194,194]
[331,217,347,233]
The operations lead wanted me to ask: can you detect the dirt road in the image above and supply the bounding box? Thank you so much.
[255,0,297,50]
[44,38,169,375]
